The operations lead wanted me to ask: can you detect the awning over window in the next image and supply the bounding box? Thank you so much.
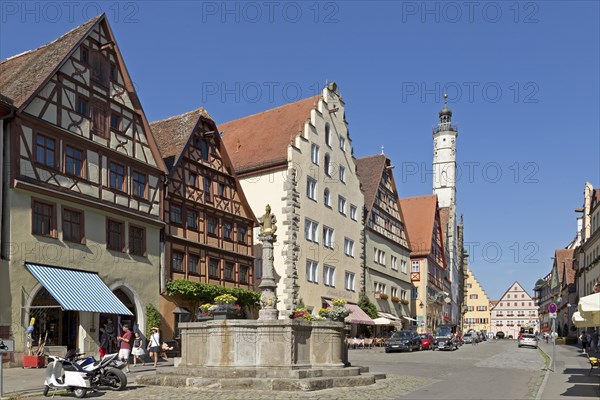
[402,316,418,322]
[326,300,374,325]
[25,262,133,315]
[377,312,401,321]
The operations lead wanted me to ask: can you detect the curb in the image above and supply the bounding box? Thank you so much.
[534,345,551,400]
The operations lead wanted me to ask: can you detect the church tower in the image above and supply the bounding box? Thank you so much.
[433,94,459,323]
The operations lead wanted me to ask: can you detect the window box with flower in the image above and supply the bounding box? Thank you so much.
[211,294,244,320]
[374,292,389,300]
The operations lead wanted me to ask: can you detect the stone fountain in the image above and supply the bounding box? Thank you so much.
[137,205,383,391]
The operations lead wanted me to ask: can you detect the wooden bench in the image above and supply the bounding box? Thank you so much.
[587,354,599,376]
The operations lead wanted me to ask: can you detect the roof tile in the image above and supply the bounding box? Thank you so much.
[399,194,438,256]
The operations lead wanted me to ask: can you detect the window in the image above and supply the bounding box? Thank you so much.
[325,123,331,146]
[412,261,420,273]
[76,96,88,116]
[223,222,233,240]
[401,260,407,273]
[36,135,55,167]
[477,306,487,311]
[507,294,510,299]
[324,154,332,176]
[307,177,317,200]
[109,161,125,191]
[110,113,121,131]
[338,196,346,215]
[132,171,146,198]
[224,262,235,281]
[186,209,198,230]
[129,225,145,256]
[170,205,182,225]
[64,145,83,176]
[339,136,345,152]
[324,188,331,207]
[391,256,398,271]
[188,172,197,188]
[374,249,386,265]
[106,219,124,251]
[80,47,89,64]
[90,101,108,137]
[209,259,220,278]
[401,290,407,300]
[350,205,357,221]
[412,287,419,299]
[374,282,386,293]
[237,226,247,243]
[188,254,199,274]
[345,272,355,291]
[306,260,318,283]
[466,283,472,289]
[344,238,354,257]
[323,226,334,248]
[172,252,184,271]
[196,138,209,161]
[339,166,346,183]
[203,177,212,202]
[391,287,398,297]
[32,200,55,237]
[305,219,319,243]
[323,265,335,287]
[218,183,226,197]
[470,294,478,299]
[311,143,320,165]
[207,217,217,235]
[62,207,83,243]
[110,62,117,81]
[239,265,249,284]
[91,50,109,86]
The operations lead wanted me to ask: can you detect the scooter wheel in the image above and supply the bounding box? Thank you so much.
[74,388,87,398]
[43,385,50,397]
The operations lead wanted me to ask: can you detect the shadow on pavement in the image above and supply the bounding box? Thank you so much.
[560,384,600,398]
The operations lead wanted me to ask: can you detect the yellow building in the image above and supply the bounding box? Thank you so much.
[463,266,491,334]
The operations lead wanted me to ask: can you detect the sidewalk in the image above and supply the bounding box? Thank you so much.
[0,357,174,399]
[537,340,599,399]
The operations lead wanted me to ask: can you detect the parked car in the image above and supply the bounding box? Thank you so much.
[518,333,538,349]
[433,325,458,351]
[385,330,422,353]
[463,333,474,344]
[419,333,434,350]
[496,331,505,339]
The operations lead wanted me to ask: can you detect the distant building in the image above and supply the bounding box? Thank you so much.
[399,195,449,332]
[220,83,366,318]
[463,266,491,334]
[150,108,256,340]
[490,282,538,338]
[356,154,411,326]
[576,183,600,299]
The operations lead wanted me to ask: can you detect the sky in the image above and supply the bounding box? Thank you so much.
[2,1,599,300]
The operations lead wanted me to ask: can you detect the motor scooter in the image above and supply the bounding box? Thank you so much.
[44,353,92,398]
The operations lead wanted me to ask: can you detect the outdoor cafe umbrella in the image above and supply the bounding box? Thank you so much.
[577,293,600,326]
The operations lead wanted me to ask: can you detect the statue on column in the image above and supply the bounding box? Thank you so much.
[258,204,279,320]
[259,204,277,237]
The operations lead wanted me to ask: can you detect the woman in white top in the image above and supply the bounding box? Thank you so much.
[147,327,160,368]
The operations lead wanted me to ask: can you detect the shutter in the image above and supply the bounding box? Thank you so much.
[91,102,108,137]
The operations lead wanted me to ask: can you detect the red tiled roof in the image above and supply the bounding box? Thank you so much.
[219,96,318,174]
[438,207,450,242]
[399,194,438,256]
[150,107,213,170]
[0,15,100,109]
[555,248,575,285]
[356,154,387,213]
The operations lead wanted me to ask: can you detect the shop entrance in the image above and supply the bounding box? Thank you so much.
[98,288,137,353]
[29,288,79,351]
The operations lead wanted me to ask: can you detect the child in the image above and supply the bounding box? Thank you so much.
[131,332,145,366]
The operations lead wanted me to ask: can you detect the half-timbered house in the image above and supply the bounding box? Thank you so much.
[0,15,167,361]
[399,194,449,332]
[150,108,256,339]
[356,154,412,327]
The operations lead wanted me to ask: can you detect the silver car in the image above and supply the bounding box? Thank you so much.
[518,333,538,348]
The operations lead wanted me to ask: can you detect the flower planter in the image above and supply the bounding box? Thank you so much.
[400,299,409,305]
[374,292,382,299]
[23,355,45,368]
[391,296,401,303]
[212,304,241,320]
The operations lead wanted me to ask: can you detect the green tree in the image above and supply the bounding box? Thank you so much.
[145,304,161,338]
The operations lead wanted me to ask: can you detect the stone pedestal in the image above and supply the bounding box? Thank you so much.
[258,232,279,320]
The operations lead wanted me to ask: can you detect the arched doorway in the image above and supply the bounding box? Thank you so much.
[29,287,78,350]
[98,288,137,353]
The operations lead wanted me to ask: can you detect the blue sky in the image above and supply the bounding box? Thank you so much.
[2,1,599,300]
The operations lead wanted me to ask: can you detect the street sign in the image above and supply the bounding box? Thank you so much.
[548,303,557,313]
[0,339,13,353]
[549,312,557,319]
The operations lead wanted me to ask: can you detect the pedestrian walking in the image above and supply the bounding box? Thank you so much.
[99,326,110,358]
[591,329,599,352]
[117,324,132,373]
[147,327,160,368]
[131,332,145,367]
[580,332,588,353]
[544,332,549,344]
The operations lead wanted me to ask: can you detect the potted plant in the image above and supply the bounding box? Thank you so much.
[212,294,240,320]
[391,296,400,303]
[400,299,409,305]
[379,293,389,300]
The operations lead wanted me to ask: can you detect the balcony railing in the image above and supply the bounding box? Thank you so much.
[433,122,458,134]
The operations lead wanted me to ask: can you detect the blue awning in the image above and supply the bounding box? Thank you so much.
[25,262,133,315]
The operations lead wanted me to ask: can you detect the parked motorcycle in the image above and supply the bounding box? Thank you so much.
[44,353,92,398]
[65,349,128,391]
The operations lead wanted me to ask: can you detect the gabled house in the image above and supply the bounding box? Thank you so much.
[150,108,256,339]
[0,15,168,362]
[399,194,448,332]
[463,265,491,334]
[356,154,411,325]
[490,282,538,338]
[220,83,366,319]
